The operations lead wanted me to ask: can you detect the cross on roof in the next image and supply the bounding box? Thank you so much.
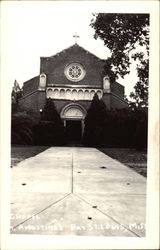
[73,32,80,44]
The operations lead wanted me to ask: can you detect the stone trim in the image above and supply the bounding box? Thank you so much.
[47,84,102,89]
[46,87,103,101]
[60,103,87,119]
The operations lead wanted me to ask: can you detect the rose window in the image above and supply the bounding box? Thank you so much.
[64,63,86,82]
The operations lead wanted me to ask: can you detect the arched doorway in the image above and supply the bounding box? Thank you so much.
[60,103,86,144]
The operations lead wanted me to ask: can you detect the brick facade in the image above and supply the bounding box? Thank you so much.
[19,44,128,118]
[40,44,104,88]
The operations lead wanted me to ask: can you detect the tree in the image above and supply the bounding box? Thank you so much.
[33,98,65,145]
[90,13,149,108]
[11,80,37,145]
[40,98,62,123]
[11,111,34,145]
[129,58,149,108]
[83,93,108,146]
[11,80,23,113]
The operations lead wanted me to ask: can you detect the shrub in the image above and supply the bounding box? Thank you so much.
[33,99,66,145]
[11,112,34,145]
[83,93,108,146]
[33,121,66,146]
[83,98,148,149]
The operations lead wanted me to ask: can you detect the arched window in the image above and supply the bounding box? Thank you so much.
[103,76,110,93]
[39,73,46,89]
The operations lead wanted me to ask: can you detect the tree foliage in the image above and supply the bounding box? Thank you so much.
[11,80,23,113]
[11,80,38,145]
[90,13,149,108]
[129,58,149,108]
[33,99,65,145]
[83,93,108,146]
[83,96,148,149]
[11,111,34,145]
[40,98,62,124]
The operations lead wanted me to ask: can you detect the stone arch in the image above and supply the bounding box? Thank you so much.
[72,89,78,100]
[60,88,65,98]
[78,89,84,100]
[60,103,86,120]
[47,88,53,98]
[66,89,72,99]
[97,90,102,99]
[61,103,87,139]
[53,88,59,98]
[84,90,90,100]
[90,90,95,99]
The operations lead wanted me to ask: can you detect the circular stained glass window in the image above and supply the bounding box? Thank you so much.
[64,63,86,82]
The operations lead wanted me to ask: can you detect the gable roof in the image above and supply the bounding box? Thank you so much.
[41,44,104,62]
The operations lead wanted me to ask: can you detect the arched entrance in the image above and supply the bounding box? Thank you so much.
[60,103,86,143]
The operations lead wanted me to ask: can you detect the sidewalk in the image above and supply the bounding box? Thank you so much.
[11,147,146,236]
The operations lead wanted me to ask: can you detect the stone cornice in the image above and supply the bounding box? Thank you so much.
[47,84,102,89]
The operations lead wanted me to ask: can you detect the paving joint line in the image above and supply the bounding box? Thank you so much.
[12,193,71,230]
[73,193,141,237]
[71,152,74,193]
[11,148,145,237]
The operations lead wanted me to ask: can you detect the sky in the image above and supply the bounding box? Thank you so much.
[1,1,150,98]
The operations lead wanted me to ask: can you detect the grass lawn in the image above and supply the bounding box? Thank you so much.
[11,146,49,167]
[98,148,147,177]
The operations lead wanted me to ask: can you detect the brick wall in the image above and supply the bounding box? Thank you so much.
[53,95,113,117]
[111,94,128,109]
[111,81,124,99]
[53,99,91,114]
[37,91,46,111]
[103,93,111,110]
[40,44,105,88]
[20,44,128,117]
[19,91,46,113]
[23,76,39,95]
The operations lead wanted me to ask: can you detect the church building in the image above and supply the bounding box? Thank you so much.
[19,39,128,139]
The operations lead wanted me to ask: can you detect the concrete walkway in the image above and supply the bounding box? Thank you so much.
[11,147,146,237]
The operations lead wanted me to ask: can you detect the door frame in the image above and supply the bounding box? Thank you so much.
[60,103,86,137]
[64,118,85,138]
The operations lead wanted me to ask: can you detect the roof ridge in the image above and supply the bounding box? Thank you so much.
[41,43,103,61]
[75,44,102,60]
[23,75,39,84]
[50,44,76,58]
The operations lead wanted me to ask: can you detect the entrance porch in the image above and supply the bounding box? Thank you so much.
[60,103,86,145]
